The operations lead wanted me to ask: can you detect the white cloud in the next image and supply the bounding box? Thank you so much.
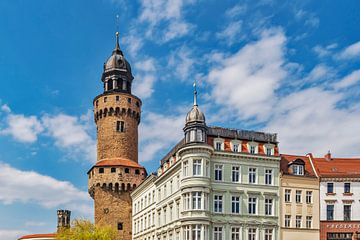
[138,0,194,42]
[0,114,43,143]
[333,69,360,89]
[225,4,247,18]
[216,20,243,46]
[266,88,360,157]
[133,58,157,99]
[0,162,92,215]
[0,229,28,240]
[313,43,337,58]
[295,9,319,28]
[304,64,335,82]
[139,112,184,162]
[41,113,96,162]
[122,31,144,57]
[337,41,360,60]
[207,28,287,121]
[1,104,11,113]
[168,46,195,81]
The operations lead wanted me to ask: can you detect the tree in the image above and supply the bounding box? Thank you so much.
[56,219,117,240]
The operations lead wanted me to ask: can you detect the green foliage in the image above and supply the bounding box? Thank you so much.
[56,219,117,240]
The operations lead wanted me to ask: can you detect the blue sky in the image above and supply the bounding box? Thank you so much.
[0,0,360,239]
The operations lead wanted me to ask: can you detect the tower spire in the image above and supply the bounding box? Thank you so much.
[114,14,121,52]
[193,80,198,106]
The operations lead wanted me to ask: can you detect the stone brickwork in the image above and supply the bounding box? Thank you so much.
[93,92,141,163]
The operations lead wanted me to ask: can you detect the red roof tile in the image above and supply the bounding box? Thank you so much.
[312,156,360,178]
[281,154,317,177]
[19,233,56,239]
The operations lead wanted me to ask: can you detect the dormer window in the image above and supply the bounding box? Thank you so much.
[248,142,258,154]
[231,140,241,153]
[250,145,256,154]
[292,165,304,175]
[214,138,224,151]
[216,142,222,150]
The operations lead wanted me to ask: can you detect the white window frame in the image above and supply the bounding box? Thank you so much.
[193,159,202,176]
[264,229,273,240]
[214,164,223,181]
[285,189,291,202]
[248,142,258,154]
[265,169,273,185]
[213,226,223,240]
[232,166,240,182]
[248,197,257,214]
[183,161,189,177]
[265,198,273,216]
[248,228,257,240]
[192,192,202,210]
[293,165,304,175]
[214,138,224,151]
[231,196,240,214]
[248,167,257,184]
[231,227,240,240]
[296,190,302,203]
[231,140,241,153]
[285,215,291,227]
[214,195,223,213]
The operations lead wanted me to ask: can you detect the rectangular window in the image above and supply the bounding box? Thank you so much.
[344,183,351,193]
[296,216,302,228]
[266,148,272,156]
[248,197,257,214]
[233,144,239,152]
[183,161,189,177]
[193,159,202,176]
[265,198,273,216]
[306,191,312,204]
[293,165,304,175]
[265,169,272,185]
[214,227,223,240]
[214,195,223,213]
[231,196,240,214]
[296,190,302,203]
[250,145,256,154]
[184,193,190,210]
[285,215,291,227]
[99,168,104,174]
[248,228,256,240]
[116,96,120,101]
[285,189,291,202]
[117,222,123,230]
[116,121,125,132]
[215,165,223,181]
[231,227,240,240]
[327,205,334,220]
[327,182,334,193]
[265,229,273,240]
[306,216,312,228]
[249,168,256,184]
[191,225,201,240]
[184,226,190,240]
[215,142,222,151]
[192,192,202,210]
[110,167,116,173]
[232,166,240,182]
[344,205,351,221]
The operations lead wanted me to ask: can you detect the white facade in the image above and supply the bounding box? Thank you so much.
[132,129,281,240]
[320,179,360,221]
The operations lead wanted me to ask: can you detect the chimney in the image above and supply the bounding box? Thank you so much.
[57,209,71,232]
[324,150,332,161]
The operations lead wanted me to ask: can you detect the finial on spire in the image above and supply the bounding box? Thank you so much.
[114,14,121,51]
[193,80,198,106]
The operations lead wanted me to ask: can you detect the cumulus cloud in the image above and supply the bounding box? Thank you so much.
[139,112,184,162]
[304,64,335,83]
[168,46,195,81]
[333,69,360,89]
[337,41,360,60]
[207,28,287,121]
[133,58,157,99]
[0,229,28,240]
[0,162,92,214]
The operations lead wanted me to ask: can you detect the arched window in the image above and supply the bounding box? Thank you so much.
[124,168,130,173]
[135,169,140,175]
[108,79,113,90]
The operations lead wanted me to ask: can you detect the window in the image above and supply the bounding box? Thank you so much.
[184,226,190,240]
[215,142,222,151]
[306,216,312,228]
[192,225,201,240]
[231,227,240,240]
[265,229,273,240]
[214,227,223,240]
[184,193,190,210]
[265,198,273,215]
[344,183,351,193]
[296,216,302,228]
[250,145,256,154]
[192,192,202,210]
[116,121,125,132]
[96,100,99,106]
[306,191,312,204]
[327,183,334,193]
[249,168,256,184]
[117,222,123,230]
[248,228,256,240]
[285,215,291,227]
[285,189,291,202]
[232,166,240,182]
[292,165,304,175]
[127,97,131,103]
[214,195,223,213]
[344,205,351,221]
[99,168,104,174]
[111,167,116,173]
[124,168,129,173]
[327,205,334,220]
[231,196,240,214]
[135,169,140,175]
[196,129,203,142]
[265,169,272,185]
[233,144,239,152]
[116,96,120,101]
[183,161,189,177]
[266,147,272,156]
[193,159,202,176]
[215,165,223,181]
[248,197,257,214]
[296,190,302,203]
[104,97,107,102]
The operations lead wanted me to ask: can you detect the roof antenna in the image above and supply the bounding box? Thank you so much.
[193,79,198,106]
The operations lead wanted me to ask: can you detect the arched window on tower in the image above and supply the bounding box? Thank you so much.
[108,79,113,90]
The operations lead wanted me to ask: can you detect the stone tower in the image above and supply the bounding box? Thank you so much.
[57,209,71,232]
[87,32,146,240]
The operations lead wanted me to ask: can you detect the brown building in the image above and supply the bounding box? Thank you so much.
[87,32,146,240]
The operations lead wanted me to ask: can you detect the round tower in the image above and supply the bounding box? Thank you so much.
[88,32,146,240]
